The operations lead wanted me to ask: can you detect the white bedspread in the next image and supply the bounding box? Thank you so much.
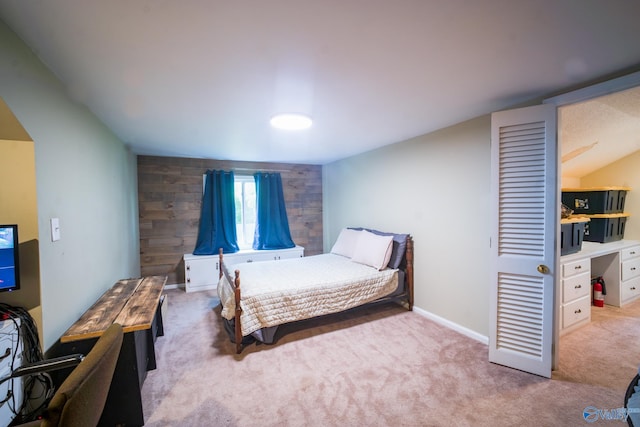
[217,253,398,337]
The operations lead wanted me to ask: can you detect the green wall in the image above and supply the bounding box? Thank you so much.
[0,20,140,350]
[323,116,492,338]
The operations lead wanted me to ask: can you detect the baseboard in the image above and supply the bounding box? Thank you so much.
[412,305,489,345]
[164,283,180,290]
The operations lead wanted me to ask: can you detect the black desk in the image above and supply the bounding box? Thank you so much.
[54,276,166,426]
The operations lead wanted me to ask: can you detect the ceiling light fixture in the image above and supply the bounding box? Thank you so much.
[270,113,312,130]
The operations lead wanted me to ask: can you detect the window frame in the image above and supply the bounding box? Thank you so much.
[234,174,256,249]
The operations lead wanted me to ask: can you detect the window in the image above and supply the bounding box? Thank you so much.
[234,175,256,249]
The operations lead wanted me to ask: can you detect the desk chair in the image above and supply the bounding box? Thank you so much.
[11,323,124,427]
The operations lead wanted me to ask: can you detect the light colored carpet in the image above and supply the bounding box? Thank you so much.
[140,289,640,426]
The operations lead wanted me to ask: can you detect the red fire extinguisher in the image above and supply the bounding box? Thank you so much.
[592,276,606,307]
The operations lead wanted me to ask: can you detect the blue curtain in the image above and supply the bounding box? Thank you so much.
[193,170,239,255]
[253,172,295,250]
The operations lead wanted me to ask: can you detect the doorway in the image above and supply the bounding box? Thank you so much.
[0,97,42,333]
[548,73,640,388]
[488,71,640,378]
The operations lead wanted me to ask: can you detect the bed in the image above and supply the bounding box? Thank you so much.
[217,228,414,353]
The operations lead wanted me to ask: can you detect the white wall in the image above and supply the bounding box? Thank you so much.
[323,116,492,337]
[580,149,640,241]
[0,20,140,350]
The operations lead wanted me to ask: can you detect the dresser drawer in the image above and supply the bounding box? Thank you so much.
[621,245,640,262]
[225,253,255,264]
[562,272,590,303]
[562,297,590,329]
[622,257,640,282]
[562,258,590,278]
[226,247,304,264]
[621,277,640,303]
[226,252,276,264]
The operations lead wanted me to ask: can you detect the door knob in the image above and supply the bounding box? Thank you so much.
[537,264,550,274]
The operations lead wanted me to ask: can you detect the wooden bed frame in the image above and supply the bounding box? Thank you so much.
[219,236,414,354]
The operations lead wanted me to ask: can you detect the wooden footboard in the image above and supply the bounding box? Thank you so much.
[218,235,414,355]
[406,236,414,310]
[219,248,243,354]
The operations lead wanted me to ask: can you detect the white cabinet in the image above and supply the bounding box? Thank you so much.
[0,319,23,426]
[183,253,219,293]
[560,256,591,335]
[183,246,304,293]
[620,245,640,305]
[559,240,640,335]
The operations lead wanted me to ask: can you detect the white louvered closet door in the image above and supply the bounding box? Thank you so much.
[489,104,557,378]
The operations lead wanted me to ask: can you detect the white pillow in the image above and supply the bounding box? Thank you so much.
[351,230,393,270]
[330,228,362,258]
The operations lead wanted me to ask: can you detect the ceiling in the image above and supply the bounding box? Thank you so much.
[1,1,640,167]
[560,85,640,178]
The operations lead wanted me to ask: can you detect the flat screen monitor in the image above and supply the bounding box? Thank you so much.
[0,224,20,292]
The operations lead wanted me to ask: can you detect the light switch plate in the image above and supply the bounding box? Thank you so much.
[50,218,60,241]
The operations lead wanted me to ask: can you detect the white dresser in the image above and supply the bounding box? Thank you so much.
[0,319,23,426]
[560,255,591,335]
[620,245,640,303]
[560,240,640,335]
[183,246,304,293]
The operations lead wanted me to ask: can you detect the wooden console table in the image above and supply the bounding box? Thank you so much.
[55,275,167,426]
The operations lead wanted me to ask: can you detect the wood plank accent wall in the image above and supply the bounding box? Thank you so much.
[137,155,323,285]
